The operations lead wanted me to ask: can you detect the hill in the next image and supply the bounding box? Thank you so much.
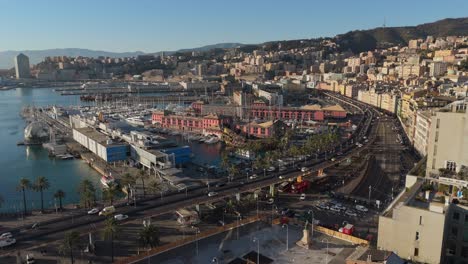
[335,17,468,53]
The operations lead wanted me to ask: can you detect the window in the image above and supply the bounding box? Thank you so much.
[415,231,420,241]
[414,248,419,257]
[447,161,457,172]
[462,246,468,259]
[435,131,439,142]
[419,216,423,225]
[436,118,440,129]
[451,226,458,238]
[454,212,460,221]
[433,145,438,156]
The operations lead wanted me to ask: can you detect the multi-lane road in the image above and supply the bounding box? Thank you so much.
[0,91,379,258]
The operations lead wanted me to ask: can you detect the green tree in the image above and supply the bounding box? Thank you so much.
[59,231,80,264]
[102,217,119,263]
[103,183,121,206]
[120,173,136,204]
[78,180,96,209]
[139,224,160,249]
[33,176,50,213]
[220,151,230,170]
[54,189,65,210]
[138,170,148,197]
[17,178,31,215]
[148,181,160,195]
[288,145,301,160]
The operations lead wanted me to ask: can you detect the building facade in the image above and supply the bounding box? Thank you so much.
[14,53,31,79]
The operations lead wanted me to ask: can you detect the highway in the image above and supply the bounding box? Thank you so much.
[0,91,377,258]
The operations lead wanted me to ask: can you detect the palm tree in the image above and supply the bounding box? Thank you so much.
[78,180,96,209]
[103,183,120,206]
[33,176,50,213]
[54,190,65,210]
[139,224,160,249]
[120,173,136,204]
[148,181,160,195]
[103,217,119,263]
[59,231,80,264]
[17,178,31,215]
[138,170,148,197]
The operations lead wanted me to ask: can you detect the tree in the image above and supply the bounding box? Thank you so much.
[17,178,31,215]
[103,183,121,206]
[288,145,301,160]
[138,170,148,197]
[54,190,65,210]
[102,217,119,263]
[78,180,96,209]
[59,231,80,264]
[139,224,160,249]
[33,176,50,213]
[120,173,136,204]
[148,181,160,195]
[220,152,230,170]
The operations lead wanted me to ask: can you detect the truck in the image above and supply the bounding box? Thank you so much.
[290,180,310,194]
[339,223,355,235]
[278,182,292,193]
[99,206,115,216]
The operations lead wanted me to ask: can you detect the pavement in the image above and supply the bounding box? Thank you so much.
[136,222,357,264]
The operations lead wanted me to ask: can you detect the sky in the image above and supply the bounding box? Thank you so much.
[0,0,467,53]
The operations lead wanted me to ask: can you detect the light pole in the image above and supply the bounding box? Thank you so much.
[308,209,314,238]
[237,214,241,239]
[253,237,260,264]
[368,185,372,202]
[282,224,289,251]
[256,196,259,217]
[322,238,329,263]
[191,226,200,256]
[263,168,266,178]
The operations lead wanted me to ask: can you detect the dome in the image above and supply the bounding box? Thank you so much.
[24,121,49,142]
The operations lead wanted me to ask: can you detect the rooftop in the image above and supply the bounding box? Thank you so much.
[74,127,126,147]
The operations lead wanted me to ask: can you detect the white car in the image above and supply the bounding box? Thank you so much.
[249,174,258,179]
[345,210,358,217]
[278,175,285,179]
[331,158,336,162]
[300,193,306,200]
[87,208,99,215]
[0,238,16,248]
[300,167,309,172]
[267,198,275,204]
[0,232,13,239]
[208,192,218,197]
[355,205,368,212]
[114,214,129,221]
[267,166,276,172]
[330,206,341,212]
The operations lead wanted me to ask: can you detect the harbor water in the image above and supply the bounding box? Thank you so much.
[0,88,222,213]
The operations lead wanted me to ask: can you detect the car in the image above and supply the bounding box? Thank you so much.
[266,198,275,204]
[207,192,218,197]
[280,208,290,215]
[99,206,116,216]
[278,175,285,179]
[249,174,258,179]
[267,166,276,172]
[217,220,225,226]
[0,238,16,248]
[114,214,129,221]
[215,182,226,188]
[26,254,35,264]
[317,203,329,210]
[355,205,368,212]
[300,167,309,172]
[87,208,99,215]
[300,193,306,200]
[330,206,342,212]
[345,210,358,217]
[331,158,336,162]
[279,166,287,172]
[0,232,13,239]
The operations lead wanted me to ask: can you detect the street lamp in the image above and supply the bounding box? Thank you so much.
[263,168,266,178]
[191,226,200,256]
[282,224,289,251]
[322,238,329,263]
[308,209,314,238]
[252,237,260,264]
[236,214,241,239]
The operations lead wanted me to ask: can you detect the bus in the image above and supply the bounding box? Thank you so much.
[176,208,200,226]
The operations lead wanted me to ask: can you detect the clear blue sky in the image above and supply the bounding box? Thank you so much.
[1,0,467,52]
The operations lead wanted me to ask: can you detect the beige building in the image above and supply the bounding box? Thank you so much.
[426,100,468,177]
[413,110,433,157]
[357,88,398,113]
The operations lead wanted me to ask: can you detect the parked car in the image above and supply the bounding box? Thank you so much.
[207,192,218,197]
[345,210,358,217]
[0,238,16,248]
[249,174,258,179]
[215,182,226,188]
[87,208,99,215]
[317,203,329,210]
[267,166,276,172]
[278,175,285,179]
[301,167,309,172]
[300,193,306,200]
[330,206,342,212]
[0,232,13,239]
[267,198,275,204]
[355,205,368,212]
[114,214,129,221]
